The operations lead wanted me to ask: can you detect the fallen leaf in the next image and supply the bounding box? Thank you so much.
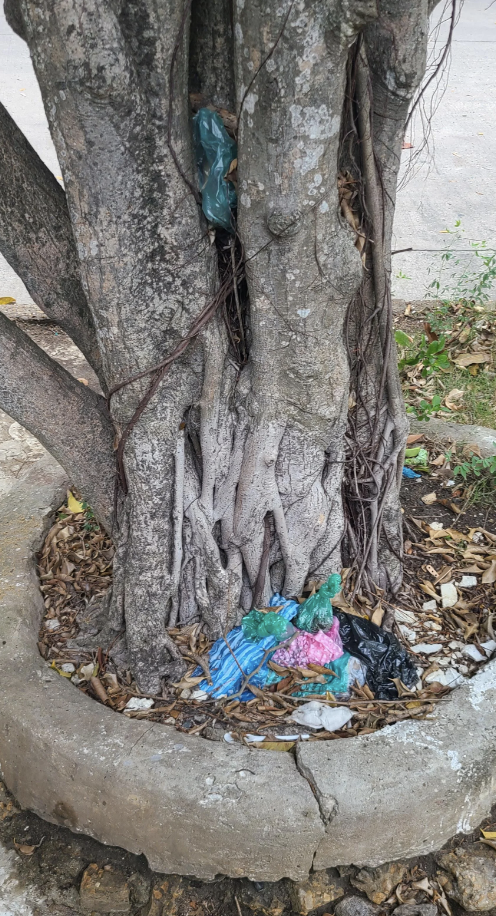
[482,560,496,584]
[371,605,384,627]
[67,491,84,513]
[445,388,464,411]
[406,434,424,445]
[431,454,445,467]
[14,838,44,855]
[252,741,295,751]
[453,352,489,368]
[404,303,412,316]
[0,296,16,305]
[421,492,437,506]
[77,377,89,386]
[481,829,496,839]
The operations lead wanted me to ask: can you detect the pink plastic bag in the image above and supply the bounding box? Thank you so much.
[272,617,343,668]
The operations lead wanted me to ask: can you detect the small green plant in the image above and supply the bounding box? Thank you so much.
[452,453,496,481]
[396,331,450,378]
[81,500,98,532]
[406,394,446,421]
[427,221,496,310]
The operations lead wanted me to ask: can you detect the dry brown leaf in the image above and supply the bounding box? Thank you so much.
[371,605,384,627]
[453,352,489,368]
[431,454,446,467]
[482,559,496,584]
[444,388,464,411]
[406,433,424,445]
[14,838,44,856]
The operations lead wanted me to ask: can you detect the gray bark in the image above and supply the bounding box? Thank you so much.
[0,312,114,526]
[0,102,103,379]
[0,0,434,691]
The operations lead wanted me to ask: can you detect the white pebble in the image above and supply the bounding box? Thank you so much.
[456,576,477,588]
[441,582,458,608]
[422,600,438,611]
[411,643,443,655]
[462,644,486,663]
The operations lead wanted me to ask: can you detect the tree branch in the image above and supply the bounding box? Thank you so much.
[0,102,103,381]
[0,312,115,529]
[3,0,25,40]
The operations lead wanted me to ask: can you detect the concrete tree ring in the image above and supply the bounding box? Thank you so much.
[0,439,495,880]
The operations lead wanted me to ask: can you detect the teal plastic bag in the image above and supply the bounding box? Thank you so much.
[295,574,341,633]
[193,109,237,232]
[242,609,295,643]
[265,653,367,698]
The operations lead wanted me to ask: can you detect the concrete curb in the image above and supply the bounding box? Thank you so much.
[409,419,496,456]
[0,453,495,878]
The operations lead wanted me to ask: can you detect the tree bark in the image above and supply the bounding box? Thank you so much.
[0,102,103,380]
[0,0,434,691]
[0,312,114,526]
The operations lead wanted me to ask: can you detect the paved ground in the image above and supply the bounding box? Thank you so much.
[0,1,495,307]
[392,0,496,299]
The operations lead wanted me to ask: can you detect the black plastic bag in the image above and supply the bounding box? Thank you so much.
[334,611,418,700]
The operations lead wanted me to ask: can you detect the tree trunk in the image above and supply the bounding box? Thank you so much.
[2,0,431,692]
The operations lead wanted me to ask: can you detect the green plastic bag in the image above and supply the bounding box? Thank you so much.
[193,108,237,232]
[404,447,429,472]
[242,609,295,642]
[295,574,341,633]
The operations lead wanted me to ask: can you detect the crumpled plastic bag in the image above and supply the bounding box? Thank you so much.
[242,608,295,642]
[334,610,418,700]
[193,593,299,700]
[193,108,237,232]
[404,447,429,472]
[402,466,421,479]
[293,652,367,698]
[294,573,341,633]
[290,701,354,732]
[272,617,343,668]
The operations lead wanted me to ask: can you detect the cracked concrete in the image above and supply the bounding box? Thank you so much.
[0,457,324,882]
[1,454,495,880]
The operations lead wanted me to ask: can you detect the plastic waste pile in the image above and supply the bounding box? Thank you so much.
[194,572,418,710]
[193,108,237,232]
[402,446,429,478]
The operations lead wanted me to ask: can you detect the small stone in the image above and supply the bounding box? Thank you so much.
[411,643,443,655]
[398,624,416,642]
[395,609,417,625]
[423,621,442,632]
[440,582,458,608]
[45,618,60,631]
[60,663,75,674]
[457,576,477,588]
[424,667,465,688]
[449,641,465,650]
[237,878,290,915]
[462,645,486,663]
[422,600,437,612]
[351,862,407,905]
[392,906,437,916]
[288,871,344,915]
[437,846,496,911]
[481,639,496,656]
[335,895,379,916]
[79,864,130,914]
